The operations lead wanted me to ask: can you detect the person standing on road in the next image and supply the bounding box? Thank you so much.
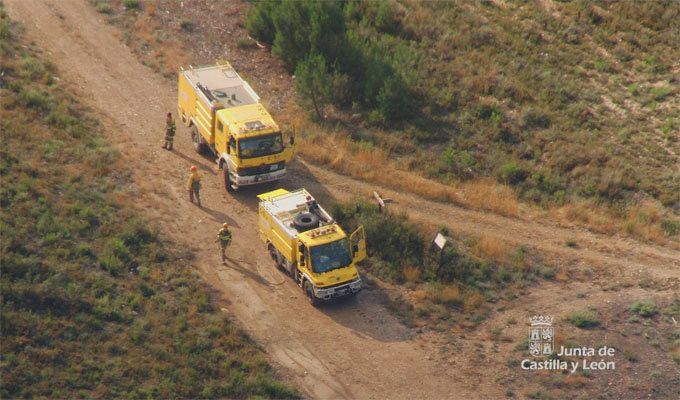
[217,222,232,262]
[162,112,176,150]
[187,165,202,207]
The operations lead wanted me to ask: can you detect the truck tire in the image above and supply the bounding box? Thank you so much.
[293,212,319,232]
[304,280,320,307]
[191,126,206,154]
[267,243,280,266]
[222,164,235,192]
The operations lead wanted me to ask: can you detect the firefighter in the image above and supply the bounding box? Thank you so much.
[162,112,176,150]
[187,165,202,207]
[217,222,232,262]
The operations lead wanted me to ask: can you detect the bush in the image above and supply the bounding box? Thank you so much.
[295,52,332,120]
[122,0,140,10]
[377,75,413,121]
[180,20,195,32]
[18,89,53,111]
[246,0,414,123]
[499,161,529,186]
[567,311,600,328]
[660,219,680,236]
[236,37,257,49]
[521,107,551,129]
[92,0,112,14]
[333,201,424,281]
[630,300,658,317]
[245,0,279,44]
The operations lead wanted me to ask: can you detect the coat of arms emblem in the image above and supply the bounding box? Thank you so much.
[529,315,554,356]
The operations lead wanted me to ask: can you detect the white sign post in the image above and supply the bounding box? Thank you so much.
[433,233,447,250]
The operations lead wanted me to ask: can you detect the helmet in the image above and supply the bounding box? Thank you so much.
[306,195,312,201]
[190,165,197,171]
[223,223,229,228]
[166,112,172,118]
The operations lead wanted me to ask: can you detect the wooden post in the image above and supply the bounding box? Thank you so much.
[373,191,385,212]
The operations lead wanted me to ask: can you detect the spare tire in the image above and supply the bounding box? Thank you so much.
[293,212,319,232]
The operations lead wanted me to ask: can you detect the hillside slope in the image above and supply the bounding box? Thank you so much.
[6,0,679,399]
[0,6,296,398]
[246,0,680,210]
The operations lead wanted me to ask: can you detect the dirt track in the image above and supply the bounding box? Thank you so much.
[6,0,679,398]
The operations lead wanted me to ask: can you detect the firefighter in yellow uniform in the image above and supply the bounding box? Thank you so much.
[162,112,176,150]
[217,223,232,262]
[187,165,202,207]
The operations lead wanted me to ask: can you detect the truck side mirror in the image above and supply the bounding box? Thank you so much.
[352,244,359,254]
[289,136,295,146]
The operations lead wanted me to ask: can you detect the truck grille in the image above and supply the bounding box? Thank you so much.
[239,162,283,176]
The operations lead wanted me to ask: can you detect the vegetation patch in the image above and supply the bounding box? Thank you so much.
[567,311,600,329]
[246,0,680,233]
[629,300,658,318]
[0,9,297,398]
[334,200,554,327]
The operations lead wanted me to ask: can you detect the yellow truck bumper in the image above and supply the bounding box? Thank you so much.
[314,278,362,301]
[233,168,287,188]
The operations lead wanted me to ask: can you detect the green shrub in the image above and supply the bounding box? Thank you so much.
[630,300,658,317]
[650,86,673,102]
[122,0,140,10]
[179,20,194,32]
[661,219,680,236]
[245,0,278,44]
[567,311,600,328]
[295,52,333,120]
[333,201,424,281]
[18,89,53,110]
[499,161,529,186]
[246,0,414,123]
[92,0,113,14]
[236,37,257,49]
[376,75,413,121]
[521,107,551,129]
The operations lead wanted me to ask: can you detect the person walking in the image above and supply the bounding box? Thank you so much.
[162,112,176,150]
[217,223,232,262]
[187,165,202,207]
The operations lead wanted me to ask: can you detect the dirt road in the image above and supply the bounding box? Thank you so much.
[6,0,679,398]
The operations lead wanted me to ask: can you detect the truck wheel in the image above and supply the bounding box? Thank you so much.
[222,165,235,192]
[304,280,320,307]
[267,243,279,264]
[191,126,206,154]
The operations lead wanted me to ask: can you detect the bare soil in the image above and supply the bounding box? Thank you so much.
[6,1,679,398]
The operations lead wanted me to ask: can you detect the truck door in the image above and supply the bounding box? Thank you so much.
[350,226,367,263]
[297,243,311,274]
[214,118,227,154]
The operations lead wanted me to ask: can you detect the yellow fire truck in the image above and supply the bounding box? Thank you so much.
[177,62,295,191]
[258,188,366,306]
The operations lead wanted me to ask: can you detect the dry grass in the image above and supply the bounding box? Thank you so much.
[428,285,464,306]
[402,266,421,283]
[298,131,522,217]
[411,289,429,303]
[460,178,520,217]
[125,6,189,77]
[463,291,485,313]
[473,235,513,265]
[552,198,673,245]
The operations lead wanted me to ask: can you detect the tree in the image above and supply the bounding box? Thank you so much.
[295,53,332,121]
[377,75,413,121]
